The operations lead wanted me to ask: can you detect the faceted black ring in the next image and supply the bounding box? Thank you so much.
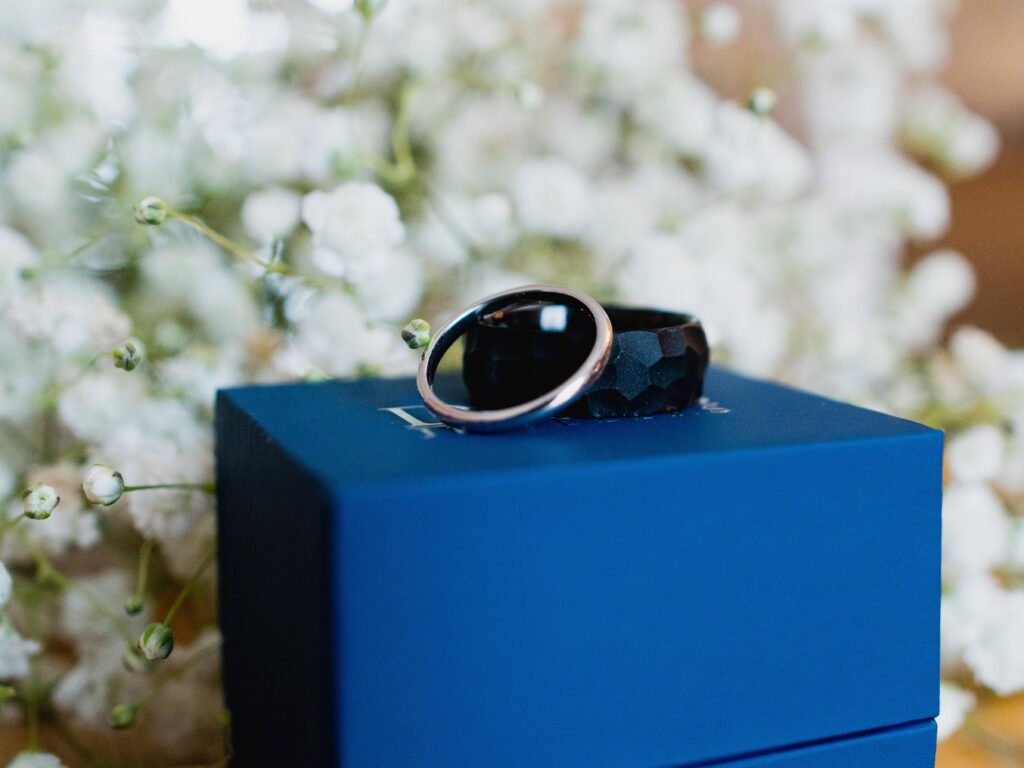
[462,303,709,419]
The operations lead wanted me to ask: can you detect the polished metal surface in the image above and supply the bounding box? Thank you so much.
[416,285,613,433]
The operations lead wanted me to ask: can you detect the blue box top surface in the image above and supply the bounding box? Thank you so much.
[219,367,936,488]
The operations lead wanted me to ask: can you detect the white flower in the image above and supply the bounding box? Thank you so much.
[700,2,741,46]
[82,464,125,506]
[7,276,132,358]
[962,587,1024,696]
[797,38,899,150]
[703,102,812,200]
[0,226,37,300]
[947,425,1005,484]
[0,561,11,609]
[575,0,690,102]
[346,248,424,324]
[302,182,405,275]
[513,159,591,239]
[949,326,1011,395]
[942,482,1010,582]
[904,86,999,179]
[22,483,59,521]
[897,250,975,348]
[0,621,40,678]
[5,149,67,216]
[280,291,395,378]
[936,682,975,741]
[140,244,260,345]
[6,752,67,768]
[819,150,949,239]
[241,186,301,242]
[906,250,975,319]
[634,75,716,158]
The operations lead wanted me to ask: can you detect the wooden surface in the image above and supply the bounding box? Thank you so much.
[941,0,1024,346]
[937,694,1024,767]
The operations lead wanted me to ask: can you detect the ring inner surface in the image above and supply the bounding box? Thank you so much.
[463,300,596,409]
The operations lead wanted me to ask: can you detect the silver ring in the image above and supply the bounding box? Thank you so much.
[417,284,613,433]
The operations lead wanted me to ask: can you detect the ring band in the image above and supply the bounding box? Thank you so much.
[416,285,613,433]
[463,304,708,419]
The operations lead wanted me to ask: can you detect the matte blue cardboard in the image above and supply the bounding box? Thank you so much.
[215,367,942,767]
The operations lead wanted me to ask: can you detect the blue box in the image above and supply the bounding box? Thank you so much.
[214,368,942,767]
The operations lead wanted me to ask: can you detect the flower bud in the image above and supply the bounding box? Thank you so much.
[124,595,144,615]
[401,319,431,350]
[514,81,545,112]
[82,464,125,506]
[113,341,142,371]
[746,86,777,117]
[133,196,168,226]
[22,483,59,520]
[109,702,138,729]
[354,0,387,21]
[138,622,174,661]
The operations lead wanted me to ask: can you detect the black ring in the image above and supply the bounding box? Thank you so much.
[462,302,709,419]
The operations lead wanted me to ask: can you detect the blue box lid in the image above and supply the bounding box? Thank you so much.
[215,367,943,767]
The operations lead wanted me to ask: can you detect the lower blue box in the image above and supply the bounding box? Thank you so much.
[715,720,936,767]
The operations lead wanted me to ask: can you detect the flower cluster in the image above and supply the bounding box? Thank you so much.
[0,0,1017,763]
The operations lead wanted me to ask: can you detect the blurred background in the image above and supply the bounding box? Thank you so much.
[941,0,1024,349]
[0,0,1021,765]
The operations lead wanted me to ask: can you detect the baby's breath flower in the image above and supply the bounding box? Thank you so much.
[138,622,174,661]
[132,196,168,226]
[82,465,125,506]
[22,483,59,520]
[0,562,10,609]
[700,2,741,46]
[109,702,138,729]
[113,341,142,371]
[6,752,67,768]
[401,319,431,350]
[747,86,778,117]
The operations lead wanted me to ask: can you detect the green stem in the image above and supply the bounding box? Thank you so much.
[23,536,136,644]
[133,538,155,603]
[49,716,115,768]
[344,19,374,107]
[141,639,220,708]
[0,513,26,536]
[26,680,40,750]
[390,85,417,181]
[168,212,288,274]
[124,482,216,495]
[164,550,216,626]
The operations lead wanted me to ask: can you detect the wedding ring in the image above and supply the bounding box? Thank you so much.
[416,285,613,433]
[463,305,709,419]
